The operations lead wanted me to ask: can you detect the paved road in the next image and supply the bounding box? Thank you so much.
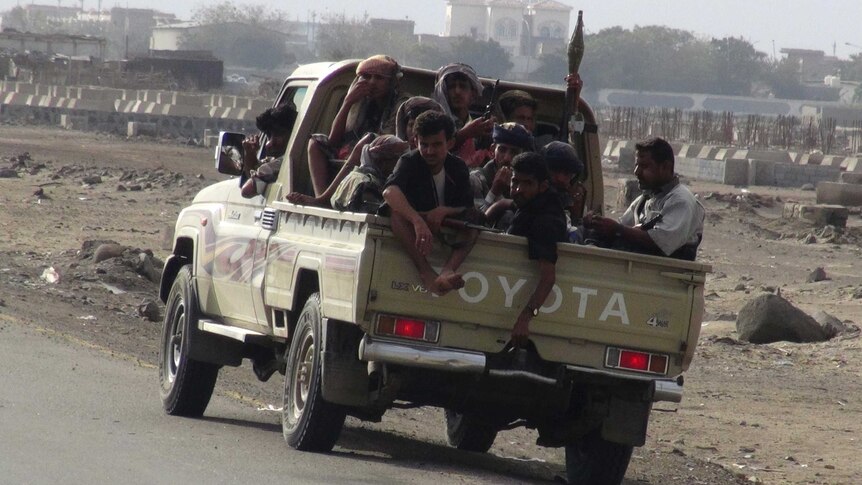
[0,318,555,484]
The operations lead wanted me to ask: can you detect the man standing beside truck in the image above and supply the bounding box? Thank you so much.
[383,110,477,296]
[506,152,567,346]
[585,136,704,260]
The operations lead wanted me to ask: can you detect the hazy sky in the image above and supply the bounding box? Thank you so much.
[5,0,862,59]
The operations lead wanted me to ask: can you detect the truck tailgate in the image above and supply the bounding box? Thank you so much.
[366,229,709,372]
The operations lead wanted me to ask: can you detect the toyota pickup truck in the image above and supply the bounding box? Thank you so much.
[158,60,710,484]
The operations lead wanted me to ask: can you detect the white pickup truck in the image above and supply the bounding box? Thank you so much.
[158,60,710,484]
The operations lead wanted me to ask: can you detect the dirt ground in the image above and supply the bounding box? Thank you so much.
[1,124,860,484]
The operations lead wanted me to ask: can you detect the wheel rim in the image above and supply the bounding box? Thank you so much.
[287,320,314,426]
[165,298,185,384]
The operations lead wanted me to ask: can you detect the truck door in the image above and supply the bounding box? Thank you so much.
[209,186,268,325]
[249,84,308,329]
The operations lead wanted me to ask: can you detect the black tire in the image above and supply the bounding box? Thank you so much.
[282,293,346,452]
[158,265,219,417]
[565,429,634,485]
[444,409,498,453]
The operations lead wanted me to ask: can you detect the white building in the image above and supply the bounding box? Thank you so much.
[444,0,571,57]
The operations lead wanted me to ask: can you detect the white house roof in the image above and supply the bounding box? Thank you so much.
[530,0,572,11]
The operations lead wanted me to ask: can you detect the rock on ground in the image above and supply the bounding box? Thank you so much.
[736,293,830,344]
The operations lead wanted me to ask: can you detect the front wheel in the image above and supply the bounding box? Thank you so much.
[158,265,219,417]
[282,293,346,451]
[565,429,634,485]
[444,409,498,453]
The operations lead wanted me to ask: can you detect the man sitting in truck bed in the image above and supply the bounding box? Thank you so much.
[470,122,534,211]
[432,63,495,168]
[383,110,476,296]
[584,136,704,260]
[541,141,587,243]
[285,133,408,213]
[307,55,404,196]
[394,96,443,150]
[506,152,567,346]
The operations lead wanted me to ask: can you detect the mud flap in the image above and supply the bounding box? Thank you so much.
[186,329,244,367]
[601,397,651,446]
[320,319,369,406]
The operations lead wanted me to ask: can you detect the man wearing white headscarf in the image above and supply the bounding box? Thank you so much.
[432,63,495,167]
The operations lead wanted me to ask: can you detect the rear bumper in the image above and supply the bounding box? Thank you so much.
[358,335,683,402]
[358,335,486,373]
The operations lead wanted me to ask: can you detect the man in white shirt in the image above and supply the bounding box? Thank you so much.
[585,137,704,261]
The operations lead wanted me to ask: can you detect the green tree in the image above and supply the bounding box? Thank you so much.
[764,58,806,99]
[181,2,291,67]
[180,23,288,68]
[190,1,286,26]
[840,53,862,82]
[555,25,769,96]
[448,37,513,78]
[531,48,567,85]
[315,13,414,62]
[708,37,766,95]
[405,43,449,71]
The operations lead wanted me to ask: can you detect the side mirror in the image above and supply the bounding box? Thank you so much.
[215,131,246,176]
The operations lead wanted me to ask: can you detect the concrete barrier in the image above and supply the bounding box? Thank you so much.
[816,182,862,206]
[820,155,845,168]
[714,148,731,160]
[676,156,726,183]
[680,144,704,158]
[748,159,775,186]
[748,149,791,164]
[839,172,862,184]
[60,114,88,130]
[127,121,158,137]
[840,157,859,171]
[618,147,636,172]
[723,158,749,185]
[783,202,849,227]
[774,163,839,188]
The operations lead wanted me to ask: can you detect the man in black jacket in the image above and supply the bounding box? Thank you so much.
[383,110,477,296]
[506,152,567,346]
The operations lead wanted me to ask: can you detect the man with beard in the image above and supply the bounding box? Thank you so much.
[307,55,404,196]
[584,136,704,260]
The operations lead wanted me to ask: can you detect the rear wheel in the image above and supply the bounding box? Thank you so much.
[565,429,634,485]
[444,409,498,453]
[282,293,346,451]
[158,265,219,417]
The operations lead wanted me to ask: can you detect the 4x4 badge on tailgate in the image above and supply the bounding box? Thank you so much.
[647,311,670,328]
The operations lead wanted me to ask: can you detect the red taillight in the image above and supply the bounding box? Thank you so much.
[606,347,669,375]
[619,350,649,371]
[376,315,439,343]
[395,318,425,339]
